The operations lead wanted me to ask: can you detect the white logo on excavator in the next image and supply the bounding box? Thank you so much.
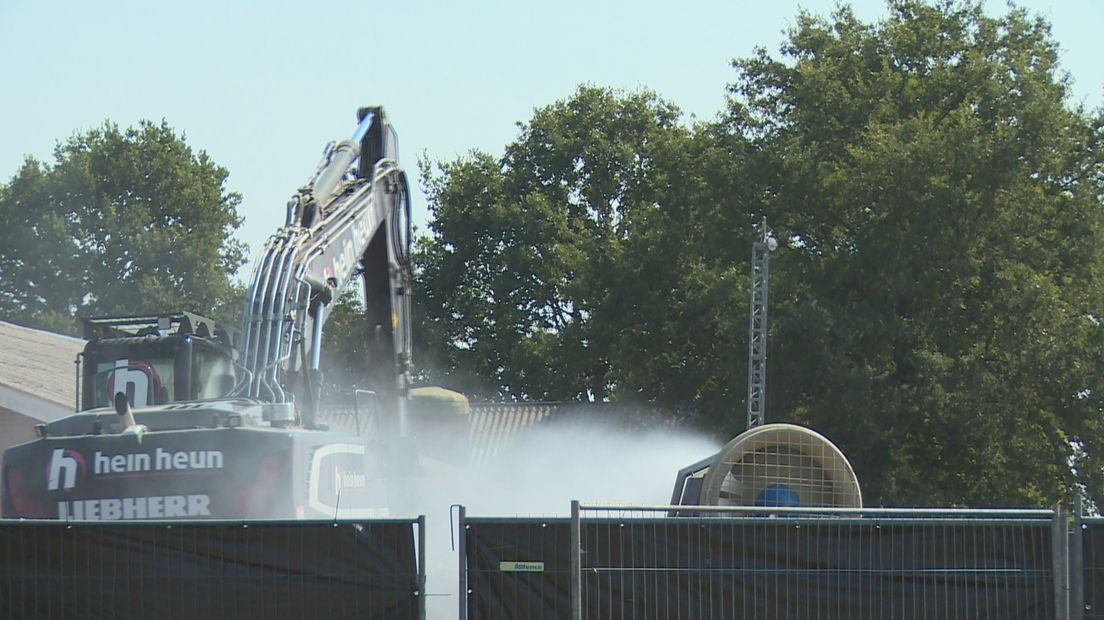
[110,358,151,407]
[47,448,85,491]
[57,495,212,520]
[334,467,366,493]
[93,448,224,475]
[329,208,378,290]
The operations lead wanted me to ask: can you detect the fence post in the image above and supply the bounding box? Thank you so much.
[1072,495,1085,620]
[416,515,426,620]
[571,500,582,620]
[458,505,468,620]
[1053,508,1070,620]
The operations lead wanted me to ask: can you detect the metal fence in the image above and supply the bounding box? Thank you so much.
[2,508,1095,618]
[1081,518,1104,619]
[460,511,572,619]
[460,504,1072,619]
[0,518,427,620]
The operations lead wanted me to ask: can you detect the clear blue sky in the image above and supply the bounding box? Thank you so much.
[2,0,1101,279]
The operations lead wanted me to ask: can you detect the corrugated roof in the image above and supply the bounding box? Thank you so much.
[318,401,692,470]
[467,403,557,467]
[0,320,85,409]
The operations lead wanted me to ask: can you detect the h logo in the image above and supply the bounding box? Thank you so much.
[109,358,151,407]
[47,449,83,491]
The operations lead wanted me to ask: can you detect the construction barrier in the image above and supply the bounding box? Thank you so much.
[0,518,425,619]
[1081,518,1104,619]
[4,506,1097,618]
[460,505,1066,619]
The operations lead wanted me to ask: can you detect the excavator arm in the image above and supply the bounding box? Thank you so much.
[235,107,412,429]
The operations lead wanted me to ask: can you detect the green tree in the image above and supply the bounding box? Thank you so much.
[412,1,1104,507]
[415,86,742,403]
[728,0,1104,506]
[0,120,247,333]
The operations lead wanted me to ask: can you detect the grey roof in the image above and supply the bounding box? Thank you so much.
[467,402,693,466]
[320,401,692,470]
[0,320,85,411]
[468,402,558,466]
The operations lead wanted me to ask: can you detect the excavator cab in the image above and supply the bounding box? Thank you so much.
[80,313,238,410]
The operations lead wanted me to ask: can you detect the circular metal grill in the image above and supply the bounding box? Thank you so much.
[700,423,862,508]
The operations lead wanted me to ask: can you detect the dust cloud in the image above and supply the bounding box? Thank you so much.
[401,415,722,618]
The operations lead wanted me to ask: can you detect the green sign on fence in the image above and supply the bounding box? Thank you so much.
[499,561,545,572]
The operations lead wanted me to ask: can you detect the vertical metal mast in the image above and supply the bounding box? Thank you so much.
[747,217,774,429]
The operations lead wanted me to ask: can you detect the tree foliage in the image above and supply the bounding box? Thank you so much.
[415,86,749,404]
[415,1,1104,507]
[414,86,758,434]
[732,0,1104,506]
[0,120,247,332]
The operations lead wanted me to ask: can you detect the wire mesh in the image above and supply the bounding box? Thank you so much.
[463,517,573,619]
[458,505,1064,619]
[0,518,425,619]
[700,425,862,509]
[576,505,1058,620]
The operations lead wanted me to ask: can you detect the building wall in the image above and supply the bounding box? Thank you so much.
[0,406,38,450]
[0,406,43,501]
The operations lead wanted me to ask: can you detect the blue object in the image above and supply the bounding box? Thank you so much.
[755,483,801,507]
[351,111,375,142]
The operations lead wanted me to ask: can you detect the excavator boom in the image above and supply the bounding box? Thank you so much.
[236,107,412,428]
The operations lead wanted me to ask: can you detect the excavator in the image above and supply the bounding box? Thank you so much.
[1,107,427,520]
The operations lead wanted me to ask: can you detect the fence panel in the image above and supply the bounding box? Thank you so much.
[1082,518,1104,619]
[0,519,424,619]
[464,518,573,619]
[463,507,1058,619]
[579,508,1056,619]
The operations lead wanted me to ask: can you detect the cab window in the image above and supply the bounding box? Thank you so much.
[92,358,175,408]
